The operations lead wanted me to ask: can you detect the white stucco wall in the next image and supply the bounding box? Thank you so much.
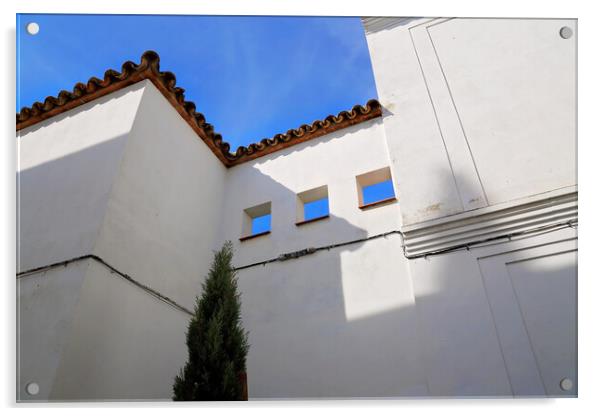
[365,17,577,225]
[48,260,189,401]
[93,80,228,311]
[17,261,90,401]
[217,107,576,397]
[359,17,578,397]
[17,80,227,401]
[17,17,577,400]
[409,226,577,397]
[218,118,429,397]
[218,118,400,266]
[238,236,427,398]
[17,83,146,271]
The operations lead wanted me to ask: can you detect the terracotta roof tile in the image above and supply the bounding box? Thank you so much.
[16,51,382,167]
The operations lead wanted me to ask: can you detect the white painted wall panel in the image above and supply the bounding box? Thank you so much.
[477,236,578,397]
[365,18,577,224]
[17,18,579,399]
[17,261,90,401]
[238,236,427,398]
[220,119,401,268]
[17,84,145,271]
[365,19,465,224]
[49,260,189,400]
[409,251,513,396]
[428,18,577,204]
[507,252,577,396]
[93,80,228,311]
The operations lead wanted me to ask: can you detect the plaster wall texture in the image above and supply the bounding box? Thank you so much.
[217,118,428,397]
[218,117,400,268]
[360,17,577,397]
[18,259,190,401]
[92,80,228,311]
[17,83,145,271]
[17,80,226,400]
[237,235,428,398]
[408,226,577,397]
[48,260,189,401]
[16,18,578,401]
[365,17,577,225]
[17,260,90,401]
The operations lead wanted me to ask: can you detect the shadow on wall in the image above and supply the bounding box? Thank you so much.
[16,105,577,399]
[18,125,132,272]
[17,86,222,400]
[17,131,185,401]
[230,165,494,399]
[232,162,578,399]
[398,168,507,397]
[229,162,430,398]
[500,253,577,397]
[407,167,578,398]
[17,86,150,274]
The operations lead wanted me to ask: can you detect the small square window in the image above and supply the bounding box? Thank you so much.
[251,214,271,234]
[240,202,271,241]
[296,185,329,225]
[356,167,396,209]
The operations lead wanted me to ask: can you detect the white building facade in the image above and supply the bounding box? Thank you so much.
[17,17,577,400]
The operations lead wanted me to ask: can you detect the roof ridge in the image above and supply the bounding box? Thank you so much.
[16,51,382,167]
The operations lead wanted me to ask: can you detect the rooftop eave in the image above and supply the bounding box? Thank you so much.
[16,51,382,167]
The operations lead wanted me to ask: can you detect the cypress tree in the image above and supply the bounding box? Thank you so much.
[173,241,249,401]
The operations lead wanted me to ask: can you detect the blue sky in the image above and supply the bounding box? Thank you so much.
[16,14,377,150]
[363,180,395,205]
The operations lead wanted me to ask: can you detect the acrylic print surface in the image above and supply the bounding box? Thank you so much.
[16,14,577,401]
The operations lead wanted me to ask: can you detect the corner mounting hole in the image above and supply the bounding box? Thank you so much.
[559,377,573,391]
[559,26,573,39]
[26,382,39,396]
[26,22,40,35]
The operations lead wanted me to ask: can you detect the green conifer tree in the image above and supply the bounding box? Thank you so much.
[173,241,249,401]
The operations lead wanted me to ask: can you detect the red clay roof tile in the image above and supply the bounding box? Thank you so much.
[16,51,382,167]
